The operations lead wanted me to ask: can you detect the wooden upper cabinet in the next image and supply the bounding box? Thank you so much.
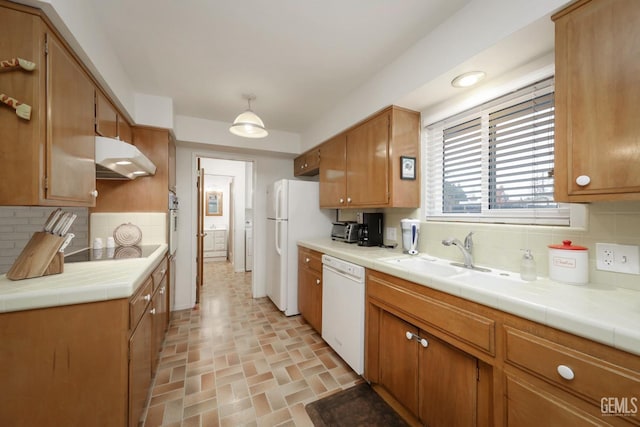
[318,106,420,209]
[553,0,640,201]
[118,114,133,144]
[95,90,118,138]
[0,2,96,206]
[346,111,390,206]
[93,127,170,212]
[319,134,347,207]
[293,147,320,176]
[46,31,96,206]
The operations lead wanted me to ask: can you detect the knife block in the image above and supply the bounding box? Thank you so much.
[6,232,65,280]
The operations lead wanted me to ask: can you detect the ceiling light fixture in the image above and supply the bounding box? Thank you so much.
[451,71,486,88]
[229,94,268,138]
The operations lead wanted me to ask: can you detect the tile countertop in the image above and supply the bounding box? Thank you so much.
[299,238,640,357]
[0,244,168,313]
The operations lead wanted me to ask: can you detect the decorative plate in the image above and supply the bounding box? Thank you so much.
[113,222,142,246]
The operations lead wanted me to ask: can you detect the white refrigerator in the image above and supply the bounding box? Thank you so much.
[266,179,333,316]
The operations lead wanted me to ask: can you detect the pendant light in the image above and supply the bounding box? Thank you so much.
[229,94,268,138]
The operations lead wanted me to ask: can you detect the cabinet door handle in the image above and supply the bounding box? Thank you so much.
[557,364,575,380]
[90,190,99,198]
[575,175,591,187]
[347,197,352,203]
[316,279,321,285]
[150,308,156,315]
[305,257,310,263]
[160,286,165,294]
[143,294,151,302]
[339,198,344,204]
[405,331,429,348]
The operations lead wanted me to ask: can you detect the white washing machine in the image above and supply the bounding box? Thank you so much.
[245,219,253,272]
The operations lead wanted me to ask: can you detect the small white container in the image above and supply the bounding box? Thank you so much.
[548,240,589,285]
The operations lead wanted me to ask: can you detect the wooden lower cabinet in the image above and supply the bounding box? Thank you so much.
[298,247,323,333]
[0,258,170,427]
[365,268,640,427]
[419,330,478,427]
[374,307,479,426]
[129,304,153,427]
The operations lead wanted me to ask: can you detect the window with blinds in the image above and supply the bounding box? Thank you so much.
[425,77,569,225]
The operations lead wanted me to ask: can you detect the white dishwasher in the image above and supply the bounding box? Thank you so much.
[321,254,365,375]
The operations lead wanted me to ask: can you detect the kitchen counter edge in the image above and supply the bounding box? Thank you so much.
[298,238,640,357]
[0,244,168,313]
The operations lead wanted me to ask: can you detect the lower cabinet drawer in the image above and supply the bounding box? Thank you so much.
[505,373,628,427]
[299,248,322,272]
[367,272,495,355]
[504,326,640,405]
[130,278,153,329]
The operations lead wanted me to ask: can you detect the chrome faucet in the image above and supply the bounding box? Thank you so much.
[442,231,489,272]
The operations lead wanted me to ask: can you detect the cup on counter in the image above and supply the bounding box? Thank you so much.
[106,236,115,248]
[93,237,103,249]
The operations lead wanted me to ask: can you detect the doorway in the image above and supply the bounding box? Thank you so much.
[196,157,254,303]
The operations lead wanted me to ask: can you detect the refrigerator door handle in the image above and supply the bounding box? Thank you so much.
[275,220,282,255]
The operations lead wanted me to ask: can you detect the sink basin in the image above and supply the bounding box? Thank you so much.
[383,256,465,277]
[453,269,526,289]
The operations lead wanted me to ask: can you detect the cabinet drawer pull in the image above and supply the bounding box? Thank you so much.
[575,175,591,187]
[90,190,99,198]
[305,257,310,263]
[143,294,151,302]
[557,364,575,381]
[316,279,321,285]
[347,197,352,203]
[160,286,165,294]
[150,308,156,315]
[339,198,344,204]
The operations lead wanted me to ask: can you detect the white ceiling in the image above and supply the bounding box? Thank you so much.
[88,0,554,134]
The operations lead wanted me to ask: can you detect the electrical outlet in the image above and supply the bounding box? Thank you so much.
[596,243,640,274]
[385,227,397,241]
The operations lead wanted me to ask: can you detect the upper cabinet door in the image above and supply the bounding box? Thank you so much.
[346,111,389,206]
[319,133,347,208]
[45,31,96,205]
[553,0,640,201]
[95,90,118,139]
[118,114,133,144]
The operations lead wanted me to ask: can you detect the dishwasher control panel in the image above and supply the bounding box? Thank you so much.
[322,254,365,281]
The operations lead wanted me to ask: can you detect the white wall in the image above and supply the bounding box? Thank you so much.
[174,143,296,311]
[299,0,569,149]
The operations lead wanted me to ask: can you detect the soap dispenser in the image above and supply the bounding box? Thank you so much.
[520,249,537,281]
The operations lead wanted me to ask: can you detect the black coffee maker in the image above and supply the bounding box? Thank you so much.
[357,212,384,247]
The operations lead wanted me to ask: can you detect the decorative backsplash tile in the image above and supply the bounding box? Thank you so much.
[0,207,89,274]
[90,212,167,246]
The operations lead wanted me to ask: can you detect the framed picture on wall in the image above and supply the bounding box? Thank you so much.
[400,156,416,180]
[205,191,223,216]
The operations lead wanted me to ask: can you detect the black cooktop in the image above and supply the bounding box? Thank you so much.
[64,245,161,263]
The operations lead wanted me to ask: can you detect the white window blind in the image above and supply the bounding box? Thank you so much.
[425,77,569,225]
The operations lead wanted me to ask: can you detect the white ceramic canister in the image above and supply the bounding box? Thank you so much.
[548,240,589,285]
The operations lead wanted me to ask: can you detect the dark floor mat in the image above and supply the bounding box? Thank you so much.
[305,383,409,427]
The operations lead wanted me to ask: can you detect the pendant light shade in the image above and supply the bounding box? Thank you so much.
[229,94,268,138]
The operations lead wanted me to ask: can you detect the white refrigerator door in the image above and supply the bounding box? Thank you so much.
[266,179,288,220]
[265,217,288,311]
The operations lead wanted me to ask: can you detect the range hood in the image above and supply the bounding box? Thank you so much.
[95,136,157,180]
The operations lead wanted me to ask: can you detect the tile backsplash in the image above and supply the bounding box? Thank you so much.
[384,202,640,291]
[90,212,167,246]
[0,207,89,274]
